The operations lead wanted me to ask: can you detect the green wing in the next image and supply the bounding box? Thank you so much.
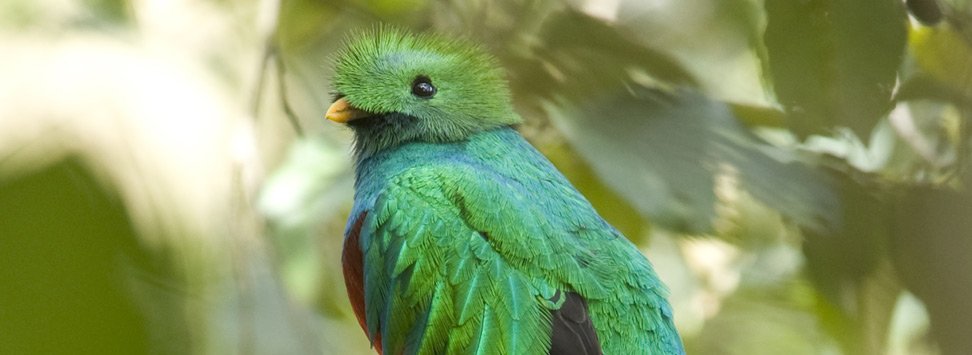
[359,162,554,354]
[359,161,678,354]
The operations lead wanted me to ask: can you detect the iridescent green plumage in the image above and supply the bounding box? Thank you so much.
[331,27,517,159]
[330,27,684,354]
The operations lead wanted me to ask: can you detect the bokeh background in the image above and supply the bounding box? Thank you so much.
[1,0,971,354]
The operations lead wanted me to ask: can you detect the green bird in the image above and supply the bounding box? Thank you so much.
[326,27,684,355]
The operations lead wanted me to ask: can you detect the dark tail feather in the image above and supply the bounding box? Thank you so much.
[548,291,602,355]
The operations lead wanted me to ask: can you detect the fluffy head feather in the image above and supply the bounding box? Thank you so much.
[330,27,520,159]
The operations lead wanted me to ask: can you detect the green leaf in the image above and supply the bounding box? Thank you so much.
[503,8,697,112]
[548,88,839,234]
[0,158,175,354]
[908,25,972,102]
[801,168,900,354]
[764,0,907,139]
[729,103,787,129]
[802,169,888,301]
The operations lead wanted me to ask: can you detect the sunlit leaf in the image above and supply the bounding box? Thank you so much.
[909,25,972,100]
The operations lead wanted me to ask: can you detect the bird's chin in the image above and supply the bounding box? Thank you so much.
[346,114,384,129]
[347,112,419,133]
[348,112,422,159]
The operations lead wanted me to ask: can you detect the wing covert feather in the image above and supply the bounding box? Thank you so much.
[356,161,680,354]
[359,165,553,354]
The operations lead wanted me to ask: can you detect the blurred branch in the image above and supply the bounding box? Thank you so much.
[273,52,305,137]
[250,0,279,118]
[237,1,283,354]
[250,0,304,137]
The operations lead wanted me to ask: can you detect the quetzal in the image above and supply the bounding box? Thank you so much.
[325,27,684,355]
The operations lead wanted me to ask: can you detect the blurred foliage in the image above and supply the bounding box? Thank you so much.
[891,186,972,355]
[764,0,907,139]
[0,159,159,354]
[3,0,972,354]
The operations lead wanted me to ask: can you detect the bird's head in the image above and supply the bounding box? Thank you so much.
[326,27,520,158]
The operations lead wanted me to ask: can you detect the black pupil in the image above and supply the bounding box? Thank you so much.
[412,77,436,98]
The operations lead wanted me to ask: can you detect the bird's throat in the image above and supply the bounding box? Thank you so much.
[350,112,421,161]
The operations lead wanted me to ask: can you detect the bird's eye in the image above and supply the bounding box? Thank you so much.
[411,76,436,98]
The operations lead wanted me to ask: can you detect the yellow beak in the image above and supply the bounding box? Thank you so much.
[325,97,370,123]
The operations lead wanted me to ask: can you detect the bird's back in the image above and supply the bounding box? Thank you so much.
[347,127,684,354]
